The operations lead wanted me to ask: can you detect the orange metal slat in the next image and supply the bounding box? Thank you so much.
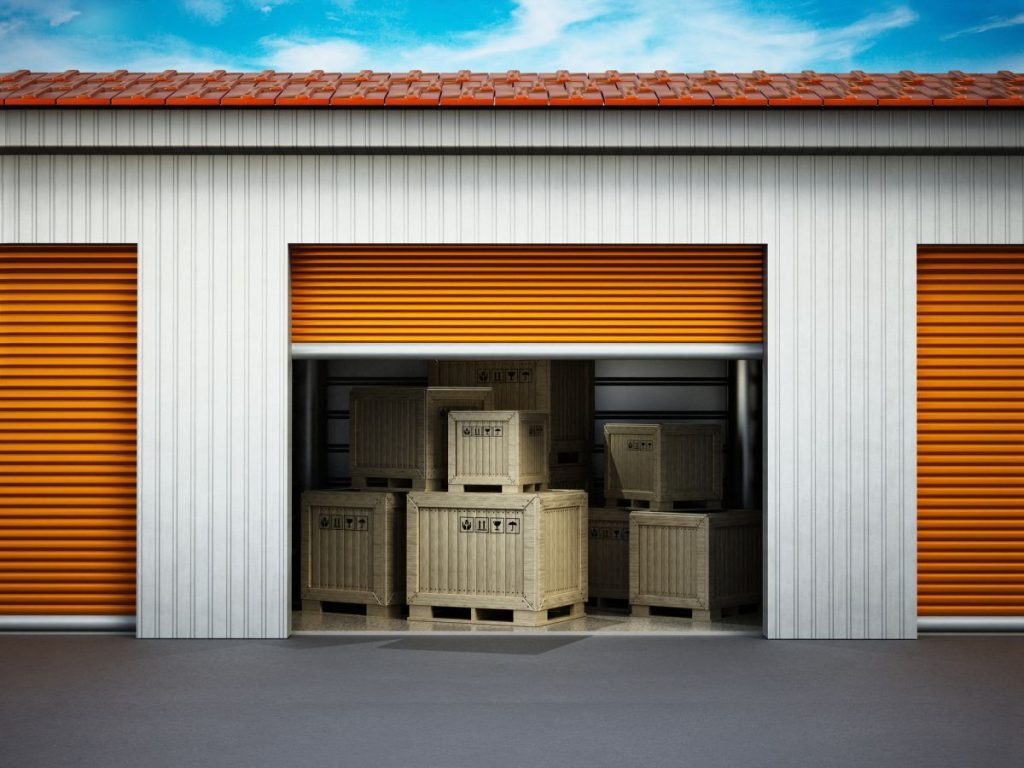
[290,245,764,345]
[0,247,137,617]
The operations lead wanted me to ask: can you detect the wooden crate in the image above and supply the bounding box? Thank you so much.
[604,423,724,509]
[429,360,594,469]
[447,410,549,493]
[300,489,406,616]
[588,507,630,602]
[406,490,588,626]
[349,387,492,490]
[629,509,761,621]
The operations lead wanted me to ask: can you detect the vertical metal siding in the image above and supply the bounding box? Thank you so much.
[2,149,1021,638]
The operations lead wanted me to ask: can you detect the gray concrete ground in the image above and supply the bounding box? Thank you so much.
[0,634,1021,768]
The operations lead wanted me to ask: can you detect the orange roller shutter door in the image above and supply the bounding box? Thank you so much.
[290,246,764,344]
[0,246,137,616]
[918,247,1024,617]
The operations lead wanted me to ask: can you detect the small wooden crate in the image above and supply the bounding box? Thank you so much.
[429,360,594,469]
[588,507,630,603]
[406,490,588,626]
[349,387,492,490]
[604,423,723,509]
[300,490,406,615]
[629,509,761,621]
[447,410,549,493]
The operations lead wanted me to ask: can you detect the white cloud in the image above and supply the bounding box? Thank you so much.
[263,36,366,71]
[183,0,230,24]
[261,0,918,73]
[0,0,80,28]
[943,13,1024,41]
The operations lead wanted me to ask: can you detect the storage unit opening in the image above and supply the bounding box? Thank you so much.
[290,356,765,635]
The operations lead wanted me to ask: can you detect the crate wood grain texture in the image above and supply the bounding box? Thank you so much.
[448,410,549,493]
[300,490,406,615]
[349,386,493,490]
[429,360,594,470]
[629,509,762,621]
[406,490,588,626]
[604,423,724,509]
[588,507,631,602]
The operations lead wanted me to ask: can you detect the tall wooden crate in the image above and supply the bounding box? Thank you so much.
[447,410,549,492]
[604,423,724,509]
[406,490,588,626]
[300,490,406,617]
[588,507,630,603]
[349,386,492,490]
[429,360,594,470]
[629,510,761,621]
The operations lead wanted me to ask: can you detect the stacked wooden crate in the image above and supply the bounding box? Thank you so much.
[300,386,492,616]
[430,360,595,492]
[603,421,762,621]
[407,407,589,627]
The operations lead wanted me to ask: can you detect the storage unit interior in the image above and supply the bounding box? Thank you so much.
[290,356,764,634]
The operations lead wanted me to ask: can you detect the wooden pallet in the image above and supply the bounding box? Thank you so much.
[608,496,721,512]
[631,603,760,622]
[350,475,444,492]
[408,601,585,627]
[447,481,547,494]
[301,599,405,619]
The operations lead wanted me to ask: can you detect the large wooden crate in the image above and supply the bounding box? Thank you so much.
[349,386,492,490]
[429,360,594,469]
[629,509,761,621]
[300,490,406,616]
[604,423,724,509]
[406,490,588,626]
[588,507,630,602]
[447,410,548,492]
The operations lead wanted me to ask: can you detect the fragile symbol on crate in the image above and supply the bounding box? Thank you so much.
[344,516,355,530]
[626,439,655,451]
[459,516,522,534]
[505,369,518,383]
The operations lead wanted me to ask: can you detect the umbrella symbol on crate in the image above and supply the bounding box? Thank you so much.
[507,520,519,533]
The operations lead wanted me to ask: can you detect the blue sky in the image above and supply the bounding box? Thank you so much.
[0,1,1021,73]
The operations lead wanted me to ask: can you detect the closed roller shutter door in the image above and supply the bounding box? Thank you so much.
[290,246,763,343]
[918,247,1024,617]
[0,247,136,616]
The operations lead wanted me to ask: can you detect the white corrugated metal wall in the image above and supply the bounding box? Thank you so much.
[1,110,1021,639]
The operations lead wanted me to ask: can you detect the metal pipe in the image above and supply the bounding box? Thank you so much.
[726,359,762,510]
[0,615,135,632]
[918,617,1024,633]
[292,342,765,360]
[291,360,328,609]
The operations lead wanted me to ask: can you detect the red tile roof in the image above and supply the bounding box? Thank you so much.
[1,70,1022,107]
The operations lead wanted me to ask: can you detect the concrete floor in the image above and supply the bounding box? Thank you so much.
[0,635,1021,768]
[291,606,764,634]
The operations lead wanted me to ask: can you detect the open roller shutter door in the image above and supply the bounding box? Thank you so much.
[290,246,764,344]
[918,247,1024,617]
[0,247,137,617]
